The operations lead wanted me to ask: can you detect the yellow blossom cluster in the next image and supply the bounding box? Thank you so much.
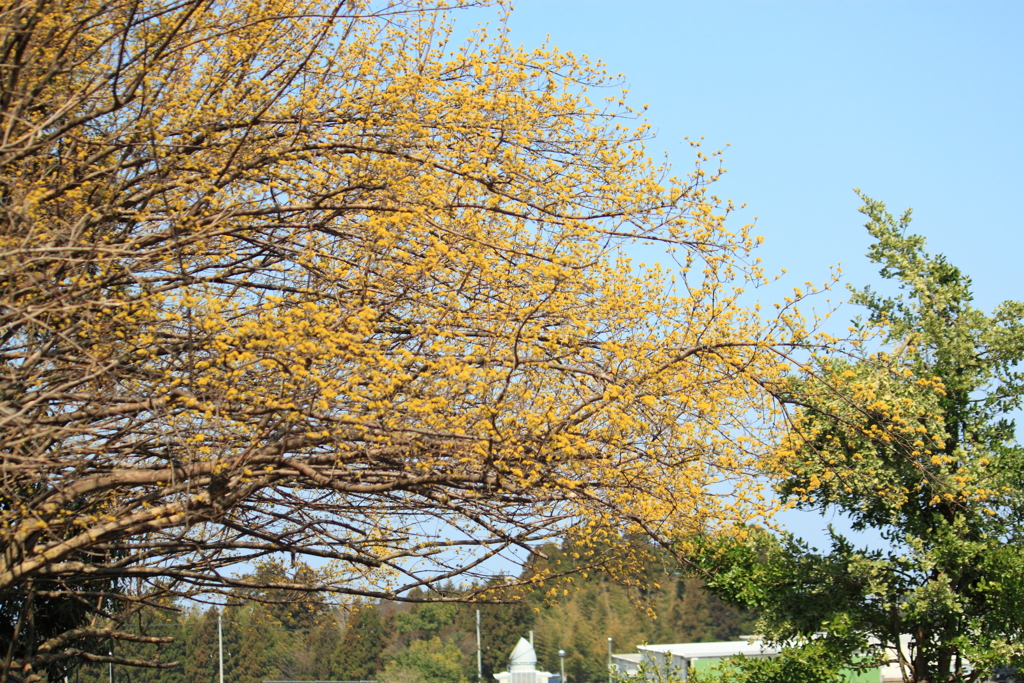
[769,355,1007,519]
[0,0,819,652]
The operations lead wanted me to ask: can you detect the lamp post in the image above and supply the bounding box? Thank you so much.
[558,650,565,683]
[607,638,613,683]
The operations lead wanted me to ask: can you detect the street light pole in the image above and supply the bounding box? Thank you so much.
[558,650,565,683]
[607,638,613,683]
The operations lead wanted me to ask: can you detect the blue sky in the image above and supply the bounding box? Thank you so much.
[497,1,1023,312]
[486,1,1024,549]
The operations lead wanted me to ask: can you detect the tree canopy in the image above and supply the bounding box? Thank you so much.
[0,0,814,680]
[697,195,1024,683]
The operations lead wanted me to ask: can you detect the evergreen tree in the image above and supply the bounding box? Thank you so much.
[300,619,344,682]
[335,605,391,681]
[182,609,218,683]
[226,605,291,683]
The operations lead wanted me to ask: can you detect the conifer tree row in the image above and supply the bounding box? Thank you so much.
[74,548,752,683]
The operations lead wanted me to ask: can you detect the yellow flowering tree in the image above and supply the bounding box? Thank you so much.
[0,0,810,679]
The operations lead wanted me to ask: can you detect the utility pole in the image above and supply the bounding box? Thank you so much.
[476,610,482,683]
[218,612,224,683]
[602,638,610,683]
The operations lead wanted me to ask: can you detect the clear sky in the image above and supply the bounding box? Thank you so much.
[494,1,1024,310]
[480,1,1024,549]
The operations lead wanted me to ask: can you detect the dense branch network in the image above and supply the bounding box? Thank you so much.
[0,0,816,680]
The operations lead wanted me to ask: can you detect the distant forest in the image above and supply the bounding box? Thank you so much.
[77,544,754,683]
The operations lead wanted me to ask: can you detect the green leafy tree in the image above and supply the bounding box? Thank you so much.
[698,194,1024,683]
[397,604,460,638]
[381,638,468,683]
[613,657,687,683]
[612,641,851,683]
[690,641,853,683]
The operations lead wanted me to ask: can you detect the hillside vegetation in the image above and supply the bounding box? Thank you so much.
[76,546,753,683]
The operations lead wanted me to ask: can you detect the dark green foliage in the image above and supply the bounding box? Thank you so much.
[294,616,343,680]
[453,588,536,681]
[0,583,105,683]
[335,605,390,681]
[0,490,132,683]
[241,561,334,632]
[397,605,459,637]
[668,579,752,644]
[182,610,218,683]
[75,604,290,683]
[224,605,289,683]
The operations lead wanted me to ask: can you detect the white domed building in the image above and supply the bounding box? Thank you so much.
[494,637,557,683]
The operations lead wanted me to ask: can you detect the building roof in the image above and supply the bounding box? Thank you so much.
[638,640,781,660]
[510,637,538,672]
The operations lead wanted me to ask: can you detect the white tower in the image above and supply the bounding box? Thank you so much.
[494,637,555,683]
